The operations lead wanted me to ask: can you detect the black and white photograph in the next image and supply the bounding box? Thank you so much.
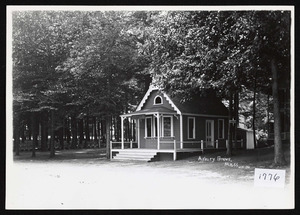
[6,5,295,209]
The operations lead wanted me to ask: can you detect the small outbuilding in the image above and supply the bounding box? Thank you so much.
[236,127,255,149]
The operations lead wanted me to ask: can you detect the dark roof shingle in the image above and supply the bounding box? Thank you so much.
[171,95,228,116]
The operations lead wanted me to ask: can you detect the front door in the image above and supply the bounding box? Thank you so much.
[206,120,214,148]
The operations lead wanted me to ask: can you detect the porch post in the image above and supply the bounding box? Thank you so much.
[131,118,134,142]
[121,116,124,149]
[137,119,140,148]
[180,114,183,149]
[157,113,160,150]
[173,139,177,161]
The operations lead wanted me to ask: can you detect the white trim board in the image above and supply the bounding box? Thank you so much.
[182,113,228,118]
[136,85,158,111]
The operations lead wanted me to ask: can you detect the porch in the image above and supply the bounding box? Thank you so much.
[110,142,203,162]
[114,107,244,161]
[110,139,239,161]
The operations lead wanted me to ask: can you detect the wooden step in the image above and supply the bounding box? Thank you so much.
[117,152,157,156]
[113,157,151,162]
[116,154,155,158]
[112,150,158,162]
[116,149,158,153]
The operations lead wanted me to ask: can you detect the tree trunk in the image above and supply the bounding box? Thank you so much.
[233,92,239,149]
[50,110,55,158]
[271,59,286,165]
[40,112,48,151]
[31,112,37,157]
[14,113,20,156]
[93,116,98,142]
[253,72,257,149]
[21,118,25,143]
[266,94,270,133]
[66,118,71,148]
[70,116,77,149]
[97,118,101,148]
[226,93,233,156]
[27,117,32,141]
[85,116,90,147]
[106,116,111,159]
[78,118,84,148]
[100,119,105,148]
[112,117,116,141]
[59,125,64,150]
[101,119,105,140]
[113,117,117,141]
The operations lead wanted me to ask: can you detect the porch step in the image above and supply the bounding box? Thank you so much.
[112,150,158,162]
[113,157,152,161]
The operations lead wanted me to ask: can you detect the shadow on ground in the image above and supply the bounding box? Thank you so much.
[13,148,107,161]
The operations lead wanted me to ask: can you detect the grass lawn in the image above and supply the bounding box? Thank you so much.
[7,144,293,209]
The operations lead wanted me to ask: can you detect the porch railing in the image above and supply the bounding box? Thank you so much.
[181,139,245,150]
[110,141,137,149]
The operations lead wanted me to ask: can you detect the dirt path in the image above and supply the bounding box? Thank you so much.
[7,146,293,209]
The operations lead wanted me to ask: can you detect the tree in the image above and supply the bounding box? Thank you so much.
[56,11,149,158]
[12,11,86,156]
[252,11,290,165]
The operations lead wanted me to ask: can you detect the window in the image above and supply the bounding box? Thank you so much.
[188,117,195,139]
[146,117,152,137]
[154,95,163,105]
[163,116,172,137]
[218,119,224,139]
[154,117,157,137]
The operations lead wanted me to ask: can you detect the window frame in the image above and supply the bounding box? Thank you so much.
[187,117,196,139]
[154,95,163,105]
[145,117,152,137]
[162,116,173,137]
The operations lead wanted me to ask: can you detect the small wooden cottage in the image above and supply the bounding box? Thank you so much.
[111,85,229,161]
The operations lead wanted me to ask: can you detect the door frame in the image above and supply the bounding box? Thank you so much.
[205,120,214,147]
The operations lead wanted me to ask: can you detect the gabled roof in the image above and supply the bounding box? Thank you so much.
[136,85,157,111]
[136,85,181,114]
[171,96,229,116]
[126,85,228,117]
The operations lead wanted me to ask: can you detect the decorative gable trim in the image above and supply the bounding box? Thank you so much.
[136,84,181,115]
[136,85,158,111]
[162,93,181,115]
